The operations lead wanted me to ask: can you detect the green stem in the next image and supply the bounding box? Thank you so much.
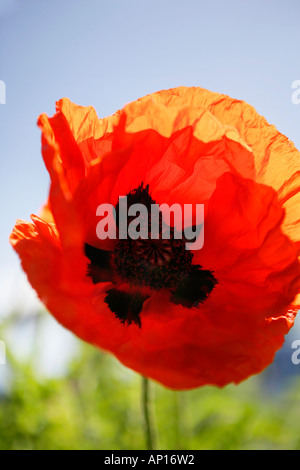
[141,376,156,450]
[173,391,181,449]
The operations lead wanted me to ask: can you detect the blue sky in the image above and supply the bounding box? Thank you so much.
[0,0,299,308]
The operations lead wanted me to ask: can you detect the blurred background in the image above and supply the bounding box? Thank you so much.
[0,0,300,450]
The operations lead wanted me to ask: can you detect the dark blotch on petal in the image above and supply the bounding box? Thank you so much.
[170,265,217,308]
[115,182,155,229]
[104,288,150,327]
[85,243,113,284]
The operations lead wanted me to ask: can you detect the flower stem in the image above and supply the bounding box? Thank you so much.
[173,391,181,449]
[141,376,156,450]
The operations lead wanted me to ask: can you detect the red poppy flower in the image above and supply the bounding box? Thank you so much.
[10,87,300,389]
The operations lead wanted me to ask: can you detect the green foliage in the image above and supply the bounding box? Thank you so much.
[1,327,300,450]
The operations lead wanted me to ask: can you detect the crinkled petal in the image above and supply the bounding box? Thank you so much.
[141,87,300,244]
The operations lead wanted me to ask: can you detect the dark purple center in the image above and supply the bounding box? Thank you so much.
[85,184,217,326]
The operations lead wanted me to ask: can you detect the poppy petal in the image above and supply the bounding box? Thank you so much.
[142,87,300,244]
